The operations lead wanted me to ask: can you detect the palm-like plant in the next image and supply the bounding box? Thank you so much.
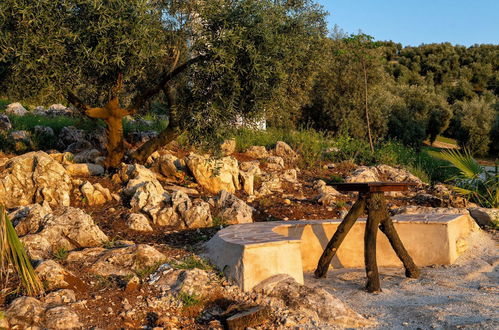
[429,149,498,208]
[0,205,44,296]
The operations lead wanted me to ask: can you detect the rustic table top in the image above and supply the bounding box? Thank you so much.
[330,182,416,193]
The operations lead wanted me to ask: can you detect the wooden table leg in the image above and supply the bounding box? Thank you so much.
[365,192,384,293]
[380,216,420,278]
[314,194,367,278]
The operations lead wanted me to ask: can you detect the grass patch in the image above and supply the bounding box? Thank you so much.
[169,255,213,271]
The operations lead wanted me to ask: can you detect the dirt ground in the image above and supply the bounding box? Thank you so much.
[305,230,499,329]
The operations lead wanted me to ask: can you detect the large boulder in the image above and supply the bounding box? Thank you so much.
[0,151,72,208]
[153,153,185,181]
[5,102,28,116]
[20,207,108,260]
[215,190,253,224]
[254,275,375,328]
[80,181,112,206]
[126,213,153,232]
[185,153,240,194]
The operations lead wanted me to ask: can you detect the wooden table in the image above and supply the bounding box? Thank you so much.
[314,182,420,293]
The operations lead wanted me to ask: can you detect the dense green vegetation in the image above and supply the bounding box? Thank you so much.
[0,0,497,160]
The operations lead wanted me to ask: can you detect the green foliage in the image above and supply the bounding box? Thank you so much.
[177,291,201,307]
[169,255,213,271]
[0,205,44,296]
[447,97,495,156]
[429,149,498,208]
[52,247,68,261]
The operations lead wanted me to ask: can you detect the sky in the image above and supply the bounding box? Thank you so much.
[317,0,499,47]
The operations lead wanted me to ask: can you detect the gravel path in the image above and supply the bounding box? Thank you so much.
[304,231,499,329]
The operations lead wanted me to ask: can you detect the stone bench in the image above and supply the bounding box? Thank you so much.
[205,214,479,291]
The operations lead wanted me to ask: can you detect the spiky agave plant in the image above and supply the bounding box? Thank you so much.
[429,149,499,208]
[0,205,44,296]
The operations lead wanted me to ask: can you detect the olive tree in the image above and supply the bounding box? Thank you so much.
[0,0,327,166]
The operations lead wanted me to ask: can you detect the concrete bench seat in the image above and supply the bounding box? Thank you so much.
[205,214,479,291]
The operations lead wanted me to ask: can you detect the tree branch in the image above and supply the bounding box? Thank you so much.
[127,54,209,113]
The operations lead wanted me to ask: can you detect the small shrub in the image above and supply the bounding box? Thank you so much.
[212,216,227,228]
[178,291,201,307]
[52,247,68,261]
[134,262,164,279]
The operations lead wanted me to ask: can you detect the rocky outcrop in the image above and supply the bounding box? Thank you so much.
[254,275,375,328]
[5,102,28,116]
[20,207,108,260]
[185,153,240,194]
[239,161,262,196]
[274,141,298,161]
[150,264,215,298]
[265,156,285,170]
[314,180,341,206]
[215,190,253,224]
[0,151,72,208]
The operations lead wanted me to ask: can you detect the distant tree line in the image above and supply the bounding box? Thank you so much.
[0,0,497,165]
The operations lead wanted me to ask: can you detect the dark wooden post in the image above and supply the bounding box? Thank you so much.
[364,192,384,292]
[315,194,367,278]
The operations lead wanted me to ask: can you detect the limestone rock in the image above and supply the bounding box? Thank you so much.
[21,207,108,260]
[122,164,163,196]
[49,151,74,165]
[244,146,269,159]
[64,163,104,176]
[346,165,424,187]
[239,161,262,196]
[392,205,469,215]
[154,153,185,181]
[468,207,499,227]
[5,102,28,116]
[34,125,54,137]
[45,306,82,329]
[44,289,77,307]
[6,296,45,328]
[0,114,12,130]
[345,166,378,183]
[73,149,101,163]
[47,104,73,116]
[254,275,375,328]
[126,213,153,232]
[215,190,253,224]
[57,126,87,150]
[221,139,236,155]
[80,181,112,205]
[151,265,213,297]
[282,169,298,183]
[185,153,240,194]
[0,151,72,208]
[274,141,298,161]
[181,199,212,229]
[9,203,52,236]
[265,156,285,170]
[35,260,79,291]
[87,244,166,277]
[257,173,282,196]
